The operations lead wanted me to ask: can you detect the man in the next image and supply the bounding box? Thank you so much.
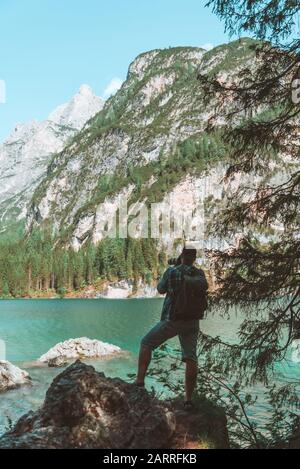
[135,245,208,408]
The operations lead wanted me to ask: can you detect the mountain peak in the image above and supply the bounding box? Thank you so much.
[127,46,205,80]
[0,84,104,233]
[78,84,93,96]
[5,120,39,142]
[48,85,104,130]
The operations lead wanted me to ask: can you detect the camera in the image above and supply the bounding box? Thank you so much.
[168,256,181,266]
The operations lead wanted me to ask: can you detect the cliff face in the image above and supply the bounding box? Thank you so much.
[25,39,258,251]
[0,361,229,449]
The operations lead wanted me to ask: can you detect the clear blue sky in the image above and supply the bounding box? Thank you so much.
[0,0,232,141]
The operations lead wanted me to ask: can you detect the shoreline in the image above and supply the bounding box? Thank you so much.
[0,271,214,300]
[0,279,162,301]
[0,296,163,301]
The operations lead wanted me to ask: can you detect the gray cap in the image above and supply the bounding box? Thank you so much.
[182,243,197,256]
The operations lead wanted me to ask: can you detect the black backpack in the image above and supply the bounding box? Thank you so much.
[172,267,208,321]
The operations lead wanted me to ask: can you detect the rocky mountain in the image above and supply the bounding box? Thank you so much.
[0,37,292,298]
[0,85,104,235]
[25,38,261,252]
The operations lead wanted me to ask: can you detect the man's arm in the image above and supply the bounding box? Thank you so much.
[157,268,171,294]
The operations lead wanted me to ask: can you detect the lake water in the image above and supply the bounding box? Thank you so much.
[0,298,299,437]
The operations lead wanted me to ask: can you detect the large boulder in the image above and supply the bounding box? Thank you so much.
[38,337,122,366]
[0,361,31,392]
[0,361,229,449]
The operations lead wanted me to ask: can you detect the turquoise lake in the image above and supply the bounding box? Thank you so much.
[0,298,299,436]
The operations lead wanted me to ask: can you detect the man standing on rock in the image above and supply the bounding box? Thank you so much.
[135,245,208,409]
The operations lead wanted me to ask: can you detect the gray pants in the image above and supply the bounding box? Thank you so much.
[141,319,200,362]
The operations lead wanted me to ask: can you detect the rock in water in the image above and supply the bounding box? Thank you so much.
[0,361,31,392]
[0,361,175,449]
[0,361,229,449]
[38,337,122,365]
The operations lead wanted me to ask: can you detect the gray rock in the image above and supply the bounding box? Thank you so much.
[0,361,31,393]
[0,361,229,449]
[0,361,175,449]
